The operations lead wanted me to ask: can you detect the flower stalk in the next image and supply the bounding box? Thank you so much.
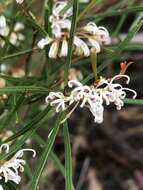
[90,48,98,81]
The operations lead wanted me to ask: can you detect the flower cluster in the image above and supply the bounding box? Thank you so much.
[46,75,137,123]
[0,15,25,47]
[37,1,111,58]
[0,144,36,190]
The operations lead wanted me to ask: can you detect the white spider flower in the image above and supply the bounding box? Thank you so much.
[37,36,68,58]
[52,1,72,19]
[83,22,111,53]
[16,0,24,4]
[0,144,36,189]
[46,92,67,112]
[37,1,72,56]
[72,84,104,123]
[37,36,53,49]
[68,80,93,107]
[46,80,104,123]
[49,1,72,38]
[50,16,71,38]
[74,36,90,57]
[96,75,137,110]
[46,74,137,124]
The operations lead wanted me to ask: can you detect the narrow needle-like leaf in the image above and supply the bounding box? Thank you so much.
[63,122,73,190]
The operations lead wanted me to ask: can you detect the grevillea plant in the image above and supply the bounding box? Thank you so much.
[0,0,143,189]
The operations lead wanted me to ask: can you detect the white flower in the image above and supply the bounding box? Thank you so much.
[84,22,99,35]
[37,36,68,58]
[49,1,72,38]
[46,80,104,123]
[0,17,24,47]
[46,74,137,124]
[0,144,36,189]
[9,33,25,46]
[52,1,72,19]
[9,33,18,45]
[68,80,93,107]
[89,102,104,123]
[48,41,59,58]
[9,22,25,46]
[0,16,9,37]
[0,16,6,29]
[37,37,53,49]
[50,16,71,38]
[96,75,137,110]
[16,0,24,4]
[84,22,111,53]
[46,92,67,112]
[87,38,101,53]
[59,39,68,57]
[14,22,24,32]
[74,36,90,57]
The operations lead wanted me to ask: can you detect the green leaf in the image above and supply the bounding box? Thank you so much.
[115,20,143,52]
[63,122,73,190]
[124,98,143,106]
[0,107,51,160]
[64,0,79,84]
[30,114,63,190]
[77,0,96,22]
[0,48,38,63]
[92,6,143,20]
[4,106,50,143]
[0,86,48,94]
[34,133,65,177]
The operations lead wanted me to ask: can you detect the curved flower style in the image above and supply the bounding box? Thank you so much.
[74,36,90,57]
[96,75,137,110]
[46,75,137,124]
[0,144,36,190]
[83,22,111,52]
[68,80,93,107]
[46,92,67,112]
